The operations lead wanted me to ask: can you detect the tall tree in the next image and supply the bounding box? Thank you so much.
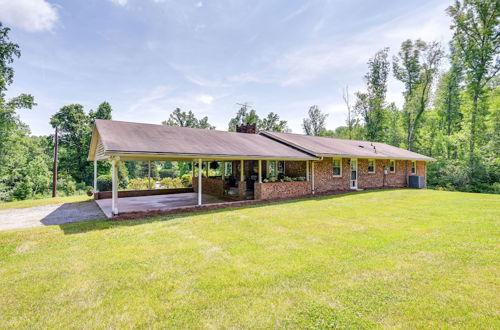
[90,101,112,123]
[162,108,215,129]
[228,103,258,131]
[393,39,443,151]
[302,105,328,136]
[258,112,289,132]
[342,85,355,139]
[447,0,500,167]
[355,48,390,141]
[435,64,463,158]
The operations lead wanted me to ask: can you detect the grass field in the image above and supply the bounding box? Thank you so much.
[0,189,498,328]
[0,195,92,210]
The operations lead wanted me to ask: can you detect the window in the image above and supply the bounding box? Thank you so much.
[368,159,376,173]
[267,161,285,178]
[224,162,233,176]
[389,160,396,173]
[332,158,342,177]
[411,161,416,174]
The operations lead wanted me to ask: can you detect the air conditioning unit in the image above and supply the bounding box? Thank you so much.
[409,175,425,189]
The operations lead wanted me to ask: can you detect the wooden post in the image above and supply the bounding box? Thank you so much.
[240,160,244,182]
[94,160,97,193]
[52,126,58,197]
[112,158,119,215]
[311,161,315,194]
[258,160,262,183]
[198,159,202,205]
[306,160,310,182]
[148,161,151,189]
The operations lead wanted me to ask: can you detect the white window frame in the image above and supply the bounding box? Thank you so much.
[368,159,376,173]
[332,158,342,177]
[411,161,416,175]
[389,160,396,173]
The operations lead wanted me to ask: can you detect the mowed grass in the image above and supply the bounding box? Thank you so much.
[0,195,92,210]
[0,190,498,328]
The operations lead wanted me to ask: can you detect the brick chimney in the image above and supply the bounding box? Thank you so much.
[236,123,257,134]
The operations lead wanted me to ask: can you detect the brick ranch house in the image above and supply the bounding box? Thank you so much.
[88,120,433,216]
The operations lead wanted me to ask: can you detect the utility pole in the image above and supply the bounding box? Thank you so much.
[52,126,58,197]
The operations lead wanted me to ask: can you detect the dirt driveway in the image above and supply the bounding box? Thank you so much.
[0,200,105,231]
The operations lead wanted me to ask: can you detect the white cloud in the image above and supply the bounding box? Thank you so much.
[109,0,127,6]
[0,0,58,32]
[197,94,214,105]
[196,1,203,8]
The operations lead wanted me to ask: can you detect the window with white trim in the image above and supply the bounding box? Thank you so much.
[411,161,416,174]
[267,161,285,178]
[332,158,342,177]
[389,160,396,173]
[368,159,376,173]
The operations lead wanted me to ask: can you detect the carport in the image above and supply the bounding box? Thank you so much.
[88,120,316,217]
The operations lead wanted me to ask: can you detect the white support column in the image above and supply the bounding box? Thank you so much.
[311,161,315,194]
[148,161,151,190]
[240,160,244,182]
[198,159,203,205]
[258,160,262,183]
[112,158,119,215]
[306,160,310,182]
[93,160,97,192]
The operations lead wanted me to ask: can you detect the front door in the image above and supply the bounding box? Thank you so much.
[350,158,358,189]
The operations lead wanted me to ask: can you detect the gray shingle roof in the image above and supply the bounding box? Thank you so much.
[90,120,316,160]
[260,131,435,161]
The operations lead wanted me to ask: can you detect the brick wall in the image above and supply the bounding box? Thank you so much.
[95,188,193,200]
[312,157,427,191]
[255,181,311,200]
[192,177,224,196]
[313,157,350,192]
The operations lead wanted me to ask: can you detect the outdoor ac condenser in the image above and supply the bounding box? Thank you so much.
[409,175,425,189]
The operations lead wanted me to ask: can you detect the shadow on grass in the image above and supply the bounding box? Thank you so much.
[58,189,406,235]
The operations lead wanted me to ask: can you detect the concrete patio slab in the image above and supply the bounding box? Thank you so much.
[95,193,227,218]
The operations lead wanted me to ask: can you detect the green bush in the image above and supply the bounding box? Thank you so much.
[180,174,192,187]
[159,177,184,189]
[159,168,179,179]
[97,175,112,191]
[57,177,76,196]
[12,179,33,200]
[128,178,153,190]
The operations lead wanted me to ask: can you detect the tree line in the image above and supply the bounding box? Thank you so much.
[0,0,498,201]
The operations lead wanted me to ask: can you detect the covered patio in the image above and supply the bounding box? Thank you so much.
[95,192,227,218]
[88,120,317,217]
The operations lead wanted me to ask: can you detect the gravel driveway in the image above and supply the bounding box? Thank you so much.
[0,200,105,231]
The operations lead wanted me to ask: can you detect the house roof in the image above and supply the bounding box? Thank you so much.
[88,120,316,161]
[260,131,435,161]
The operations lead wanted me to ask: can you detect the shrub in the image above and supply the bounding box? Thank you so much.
[12,179,33,200]
[57,177,76,196]
[128,178,153,190]
[180,174,192,187]
[160,177,184,189]
[159,168,179,179]
[97,175,112,191]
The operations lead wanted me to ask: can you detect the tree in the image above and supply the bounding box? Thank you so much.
[258,112,289,132]
[393,39,443,151]
[355,48,390,141]
[90,101,112,123]
[447,0,500,167]
[302,105,328,136]
[163,108,215,129]
[435,65,463,158]
[228,103,258,131]
[342,85,356,139]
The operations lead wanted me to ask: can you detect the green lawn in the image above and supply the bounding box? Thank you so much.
[0,190,498,328]
[0,195,92,210]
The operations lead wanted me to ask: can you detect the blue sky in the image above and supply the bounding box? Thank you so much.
[1,0,452,135]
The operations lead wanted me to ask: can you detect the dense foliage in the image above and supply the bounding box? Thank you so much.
[0,0,498,200]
